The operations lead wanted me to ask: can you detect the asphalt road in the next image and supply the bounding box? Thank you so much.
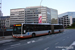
[0,29,75,50]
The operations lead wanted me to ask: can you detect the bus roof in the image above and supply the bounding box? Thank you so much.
[22,23,63,25]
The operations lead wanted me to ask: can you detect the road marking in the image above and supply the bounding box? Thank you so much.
[11,43,21,47]
[66,41,75,50]
[27,41,31,44]
[62,49,66,50]
[44,47,49,50]
[71,41,75,46]
[55,42,59,45]
[3,42,12,45]
[32,40,35,43]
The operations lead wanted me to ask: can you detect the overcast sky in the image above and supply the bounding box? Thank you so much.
[2,0,75,16]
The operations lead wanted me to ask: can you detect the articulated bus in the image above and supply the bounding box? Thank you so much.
[12,23,64,38]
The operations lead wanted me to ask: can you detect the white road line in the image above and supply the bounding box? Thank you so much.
[44,47,49,50]
[55,42,59,45]
[66,41,75,50]
[11,43,21,47]
[71,41,75,46]
[32,40,35,43]
[3,42,12,45]
[27,41,31,44]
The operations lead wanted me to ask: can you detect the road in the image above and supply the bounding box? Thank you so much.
[0,29,75,50]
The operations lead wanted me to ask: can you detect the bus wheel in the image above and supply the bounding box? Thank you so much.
[32,33,36,37]
[48,31,51,35]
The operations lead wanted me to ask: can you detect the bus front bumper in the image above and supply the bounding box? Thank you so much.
[13,35,32,38]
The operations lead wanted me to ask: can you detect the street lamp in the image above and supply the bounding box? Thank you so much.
[40,0,43,7]
[38,0,43,23]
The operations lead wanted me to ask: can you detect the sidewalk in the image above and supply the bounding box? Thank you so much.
[0,35,14,44]
[0,35,13,41]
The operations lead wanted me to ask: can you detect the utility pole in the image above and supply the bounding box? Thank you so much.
[2,26,5,38]
[40,0,43,14]
[38,0,43,23]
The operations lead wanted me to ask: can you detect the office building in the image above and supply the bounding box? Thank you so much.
[25,6,58,24]
[10,8,25,27]
[10,6,58,27]
[58,12,75,27]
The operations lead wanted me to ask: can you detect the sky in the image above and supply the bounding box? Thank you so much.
[2,0,75,16]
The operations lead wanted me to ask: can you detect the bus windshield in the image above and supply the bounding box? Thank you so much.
[13,26,21,34]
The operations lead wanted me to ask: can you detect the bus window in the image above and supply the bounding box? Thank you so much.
[13,26,21,34]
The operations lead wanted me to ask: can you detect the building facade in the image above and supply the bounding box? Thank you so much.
[0,0,3,16]
[10,8,25,27]
[25,6,58,24]
[72,18,75,23]
[58,12,75,27]
[0,16,10,28]
[10,6,58,27]
[5,17,10,28]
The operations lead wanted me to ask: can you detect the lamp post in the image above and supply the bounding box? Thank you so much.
[38,0,43,23]
[40,0,43,14]
[40,0,43,7]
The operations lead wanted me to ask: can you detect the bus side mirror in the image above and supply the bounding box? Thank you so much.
[24,30,26,33]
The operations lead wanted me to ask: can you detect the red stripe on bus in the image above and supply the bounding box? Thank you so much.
[36,33,48,36]
[13,35,32,38]
[54,31,59,33]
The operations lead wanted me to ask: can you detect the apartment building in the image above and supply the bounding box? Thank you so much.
[58,12,75,27]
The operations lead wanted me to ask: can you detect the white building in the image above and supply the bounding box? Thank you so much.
[58,12,75,27]
[10,6,58,27]
[25,6,58,24]
[10,8,25,27]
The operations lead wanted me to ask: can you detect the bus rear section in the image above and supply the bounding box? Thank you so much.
[53,25,64,33]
